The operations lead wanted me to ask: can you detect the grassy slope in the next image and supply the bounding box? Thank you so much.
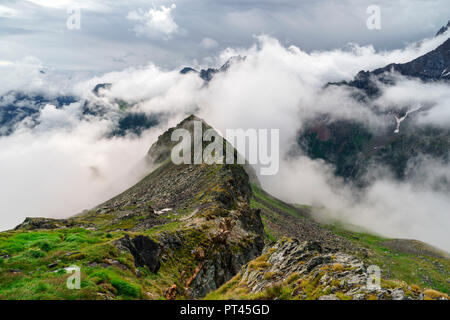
[0,163,241,300]
[249,184,450,294]
[250,184,308,243]
[326,224,450,294]
[0,224,203,300]
[0,179,448,299]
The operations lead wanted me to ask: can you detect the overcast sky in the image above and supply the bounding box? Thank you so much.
[0,0,449,73]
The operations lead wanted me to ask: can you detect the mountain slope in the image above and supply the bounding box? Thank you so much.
[207,188,450,300]
[299,25,450,185]
[207,236,449,300]
[1,116,264,299]
[334,29,450,99]
[0,116,448,300]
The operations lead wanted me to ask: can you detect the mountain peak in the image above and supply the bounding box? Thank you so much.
[146,115,213,165]
[180,56,246,82]
[436,20,450,36]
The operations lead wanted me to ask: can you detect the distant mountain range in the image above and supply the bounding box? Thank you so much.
[330,34,450,98]
[0,92,77,135]
[298,23,450,185]
[0,84,159,137]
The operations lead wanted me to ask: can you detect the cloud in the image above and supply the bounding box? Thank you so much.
[0,57,45,95]
[375,79,450,127]
[261,156,450,252]
[127,4,179,39]
[0,4,18,18]
[25,0,108,11]
[0,56,79,96]
[0,101,164,231]
[200,37,219,50]
[1,0,448,72]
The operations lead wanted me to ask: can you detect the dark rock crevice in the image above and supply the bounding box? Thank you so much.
[116,235,161,273]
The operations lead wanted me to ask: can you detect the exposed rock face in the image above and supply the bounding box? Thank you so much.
[365,38,450,82]
[116,235,161,273]
[186,205,265,298]
[436,21,450,36]
[226,238,445,300]
[179,56,245,82]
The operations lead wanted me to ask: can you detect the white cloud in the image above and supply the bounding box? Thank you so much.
[0,57,45,95]
[376,79,450,127]
[0,5,18,18]
[0,56,77,96]
[0,104,162,231]
[127,4,179,39]
[200,37,219,50]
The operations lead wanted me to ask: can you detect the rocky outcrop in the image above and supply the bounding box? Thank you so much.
[116,235,161,273]
[436,21,450,36]
[179,56,245,82]
[185,204,265,298]
[222,238,448,300]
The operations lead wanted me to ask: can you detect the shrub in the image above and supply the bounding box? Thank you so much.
[264,272,275,280]
[34,283,51,293]
[410,284,421,293]
[89,270,140,298]
[38,241,53,252]
[423,289,448,300]
[331,263,344,272]
[28,249,45,258]
[110,279,140,298]
[287,273,300,284]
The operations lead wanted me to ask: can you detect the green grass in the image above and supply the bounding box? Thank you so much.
[260,215,277,243]
[326,223,450,294]
[251,184,306,220]
[0,228,143,299]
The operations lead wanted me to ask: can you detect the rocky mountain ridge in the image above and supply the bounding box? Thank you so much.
[208,238,448,300]
[2,115,449,300]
